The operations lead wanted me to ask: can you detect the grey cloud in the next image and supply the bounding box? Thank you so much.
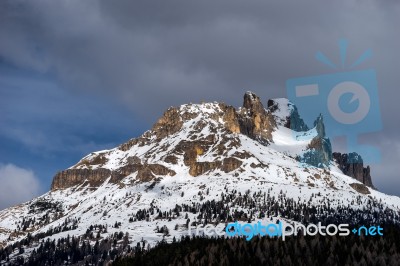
[368,138,400,195]
[0,0,399,195]
[3,0,399,115]
[0,74,140,156]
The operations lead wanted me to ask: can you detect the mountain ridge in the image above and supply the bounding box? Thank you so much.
[51,92,372,190]
[0,92,398,264]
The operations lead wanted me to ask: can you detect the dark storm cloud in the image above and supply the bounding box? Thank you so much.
[4,0,399,114]
[1,0,400,195]
[0,74,136,154]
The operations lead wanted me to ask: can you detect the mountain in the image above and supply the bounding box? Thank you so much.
[1,92,399,265]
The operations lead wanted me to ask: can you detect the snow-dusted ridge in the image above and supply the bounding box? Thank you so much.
[0,93,399,263]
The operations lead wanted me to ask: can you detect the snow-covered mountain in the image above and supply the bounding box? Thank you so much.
[1,92,399,264]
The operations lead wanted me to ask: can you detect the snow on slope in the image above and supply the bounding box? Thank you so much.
[268,97,315,158]
[0,97,399,261]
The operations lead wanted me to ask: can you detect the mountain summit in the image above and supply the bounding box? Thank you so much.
[0,92,399,264]
[50,92,367,190]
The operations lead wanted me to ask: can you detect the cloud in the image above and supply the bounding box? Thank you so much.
[367,139,400,196]
[0,74,144,156]
[0,0,399,196]
[0,164,42,210]
[1,0,398,118]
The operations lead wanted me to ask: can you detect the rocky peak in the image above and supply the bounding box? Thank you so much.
[151,107,184,139]
[333,152,374,188]
[301,114,332,167]
[238,91,276,143]
[50,92,279,191]
[243,91,264,114]
[314,114,326,138]
[267,98,308,131]
[49,92,375,191]
[148,91,276,144]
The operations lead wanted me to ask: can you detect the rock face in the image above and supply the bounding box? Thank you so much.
[51,163,176,190]
[301,115,332,167]
[349,183,371,194]
[151,107,183,139]
[267,99,308,132]
[115,163,176,182]
[51,92,276,190]
[238,92,276,143]
[222,105,241,133]
[50,91,375,191]
[313,114,326,138]
[221,92,276,144]
[173,137,243,177]
[51,169,112,190]
[333,152,374,188]
[287,106,309,132]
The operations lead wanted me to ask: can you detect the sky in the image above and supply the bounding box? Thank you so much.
[1,0,400,210]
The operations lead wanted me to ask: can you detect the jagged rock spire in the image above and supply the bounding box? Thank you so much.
[302,113,332,167]
[243,91,265,114]
[314,114,326,138]
[333,152,374,188]
[240,91,276,143]
[267,98,308,132]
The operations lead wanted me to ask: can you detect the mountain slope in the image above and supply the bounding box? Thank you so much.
[1,92,399,264]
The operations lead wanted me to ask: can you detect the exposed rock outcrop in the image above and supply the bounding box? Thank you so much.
[175,138,243,177]
[151,107,183,139]
[126,156,141,165]
[333,152,374,188]
[118,135,151,152]
[314,114,326,139]
[301,115,332,167]
[286,106,309,132]
[122,92,275,152]
[221,157,243,173]
[189,161,222,177]
[220,92,276,144]
[222,105,241,133]
[238,92,276,143]
[51,92,375,191]
[136,164,175,182]
[349,183,371,194]
[51,163,176,190]
[115,163,176,182]
[267,98,308,132]
[51,168,112,190]
[186,158,243,177]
